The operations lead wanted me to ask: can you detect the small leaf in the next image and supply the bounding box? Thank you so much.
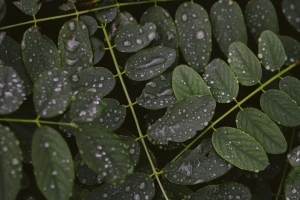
[125,46,176,81]
[212,127,269,172]
[228,41,262,85]
[282,0,300,32]
[13,0,41,15]
[287,145,300,167]
[236,107,287,154]
[32,126,74,200]
[203,58,238,103]
[279,76,300,105]
[90,37,105,64]
[163,138,232,185]
[33,69,72,118]
[147,95,216,145]
[0,66,25,115]
[0,125,23,200]
[94,0,117,23]
[79,15,98,36]
[260,89,300,126]
[76,126,133,184]
[172,65,211,101]
[175,2,211,72]
[258,30,285,71]
[210,0,248,56]
[115,23,157,52]
[59,2,75,11]
[0,0,6,22]
[278,35,300,66]
[284,167,300,199]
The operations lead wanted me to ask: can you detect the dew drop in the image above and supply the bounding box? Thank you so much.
[181,13,188,21]
[129,148,136,154]
[123,40,131,47]
[133,194,141,200]
[196,30,205,40]
[71,74,79,82]
[146,81,157,87]
[136,38,142,45]
[68,21,76,30]
[65,58,78,66]
[147,31,156,41]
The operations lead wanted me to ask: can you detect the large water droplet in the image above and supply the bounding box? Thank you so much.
[136,38,142,45]
[123,40,131,47]
[65,58,78,66]
[146,81,157,87]
[133,194,141,200]
[181,13,188,21]
[196,30,205,40]
[68,21,76,30]
[66,36,80,52]
[137,58,165,69]
[147,31,156,41]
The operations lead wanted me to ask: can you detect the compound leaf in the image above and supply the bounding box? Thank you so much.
[287,146,300,167]
[282,0,300,32]
[279,76,300,105]
[284,167,300,199]
[278,35,300,66]
[13,0,41,16]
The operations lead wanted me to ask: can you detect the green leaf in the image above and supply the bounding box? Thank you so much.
[203,58,239,103]
[76,126,133,184]
[33,69,72,118]
[13,0,41,15]
[284,167,300,199]
[186,182,251,200]
[125,46,176,81]
[137,72,176,110]
[120,135,140,166]
[163,138,232,185]
[236,108,287,154]
[0,125,22,200]
[109,11,137,40]
[32,126,74,200]
[228,41,262,85]
[287,145,300,167]
[115,23,157,52]
[282,0,300,32]
[279,76,300,105]
[59,2,75,11]
[94,0,117,23]
[79,15,98,36]
[71,90,106,122]
[212,127,268,172]
[175,2,211,72]
[210,0,248,56]
[156,179,193,200]
[147,95,216,145]
[260,89,300,126]
[90,37,105,65]
[172,65,211,101]
[258,30,285,71]
[21,26,61,81]
[245,0,279,41]
[58,18,93,75]
[0,0,6,23]
[278,35,300,66]
[0,66,25,115]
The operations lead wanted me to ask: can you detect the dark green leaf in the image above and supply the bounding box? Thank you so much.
[156,179,193,200]
[163,138,232,185]
[287,145,300,167]
[236,108,287,154]
[90,37,105,64]
[210,0,247,56]
[134,145,157,174]
[212,127,268,172]
[284,167,300,199]
[94,0,117,23]
[175,2,211,72]
[252,180,272,200]
[278,35,300,66]
[279,76,300,105]
[79,15,98,36]
[282,0,300,32]
[76,126,133,184]
[0,0,6,23]
[260,89,300,126]
[147,95,216,145]
[13,0,41,15]
[125,46,176,81]
[203,58,239,103]
[32,126,74,200]
[172,65,211,101]
[0,125,22,200]
[228,41,262,85]
[120,135,140,166]
[59,2,75,11]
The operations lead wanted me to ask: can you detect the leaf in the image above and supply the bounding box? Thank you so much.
[228,41,262,85]
[279,76,300,105]
[287,145,300,167]
[284,167,300,199]
[115,23,157,53]
[163,138,232,185]
[58,18,93,75]
[137,72,176,110]
[120,135,140,166]
[125,46,176,81]
[147,95,216,145]
[0,0,6,22]
[212,127,269,172]
[258,30,285,71]
[155,179,193,200]
[175,2,211,72]
[186,182,251,200]
[21,26,61,81]
[33,69,72,118]
[13,0,41,16]
[59,2,75,11]
[210,0,248,56]
[236,108,287,154]
[0,125,23,200]
[94,0,117,23]
[278,35,300,66]
[0,66,25,115]
[70,90,106,122]
[75,126,134,184]
[260,89,300,126]
[172,65,211,101]
[79,15,98,36]
[90,37,105,64]
[203,58,239,103]
[245,0,279,41]
[282,0,300,32]
[32,126,74,200]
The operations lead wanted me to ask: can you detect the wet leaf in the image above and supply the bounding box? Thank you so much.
[79,15,98,36]
[279,76,300,105]
[155,179,193,200]
[134,145,157,174]
[278,35,300,66]
[59,1,75,11]
[287,145,300,167]
[120,135,140,166]
[282,0,300,32]
[0,0,6,23]
[284,167,300,199]
[94,0,117,23]
[90,37,105,64]
[13,0,41,16]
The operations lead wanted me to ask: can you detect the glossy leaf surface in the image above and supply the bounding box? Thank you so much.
[79,15,98,36]
[13,0,41,15]
[94,0,117,23]
[279,76,300,105]
[282,0,300,32]
[284,167,300,199]
[278,35,300,66]
[120,136,140,167]
[287,145,300,167]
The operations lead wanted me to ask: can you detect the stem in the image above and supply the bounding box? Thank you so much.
[0,118,77,128]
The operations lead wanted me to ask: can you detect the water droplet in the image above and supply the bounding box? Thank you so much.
[133,194,141,200]
[65,58,78,66]
[192,13,197,18]
[181,13,188,21]
[147,31,156,41]
[258,53,263,58]
[68,21,76,30]
[139,182,145,189]
[44,142,50,148]
[29,58,33,62]
[125,185,131,192]
[146,81,156,87]
[196,30,205,40]
[290,4,295,10]
[66,36,80,52]
[129,148,136,154]
[123,40,131,47]
[71,74,79,82]
[136,38,142,45]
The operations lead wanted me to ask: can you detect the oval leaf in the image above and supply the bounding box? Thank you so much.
[94,0,117,23]
[278,35,300,66]
[287,145,300,167]
[284,167,300,199]
[279,76,300,105]
[79,15,98,36]
[13,0,41,15]
[90,37,105,65]
[282,0,300,32]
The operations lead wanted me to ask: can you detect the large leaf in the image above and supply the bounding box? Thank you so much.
[284,167,300,199]
[147,95,216,145]
[175,2,211,72]
[282,0,300,32]
[212,127,269,172]
[260,89,300,127]
[278,35,300,66]
[228,41,262,86]
[13,0,41,15]
[76,126,133,184]
[279,76,300,105]
[0,125,23,200]
[287,145,300,167]
[172,65,211,101]
[163,138,232,185]
[236,108,287,154]
[203,59,238,103]
[210,0,247,56]
[32,126,74,200]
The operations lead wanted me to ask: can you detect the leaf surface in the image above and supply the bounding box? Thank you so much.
[79,15,98,36]
[287,145,300,167]
[284,167,300,199]
[90,37,105,64]
[0,0,6,22]
[279,76,300,105]
[155,179,193,200]
[282,0,300,32]
[278,35,300,66]
[94,0,117,23]
[13,0,41,15]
